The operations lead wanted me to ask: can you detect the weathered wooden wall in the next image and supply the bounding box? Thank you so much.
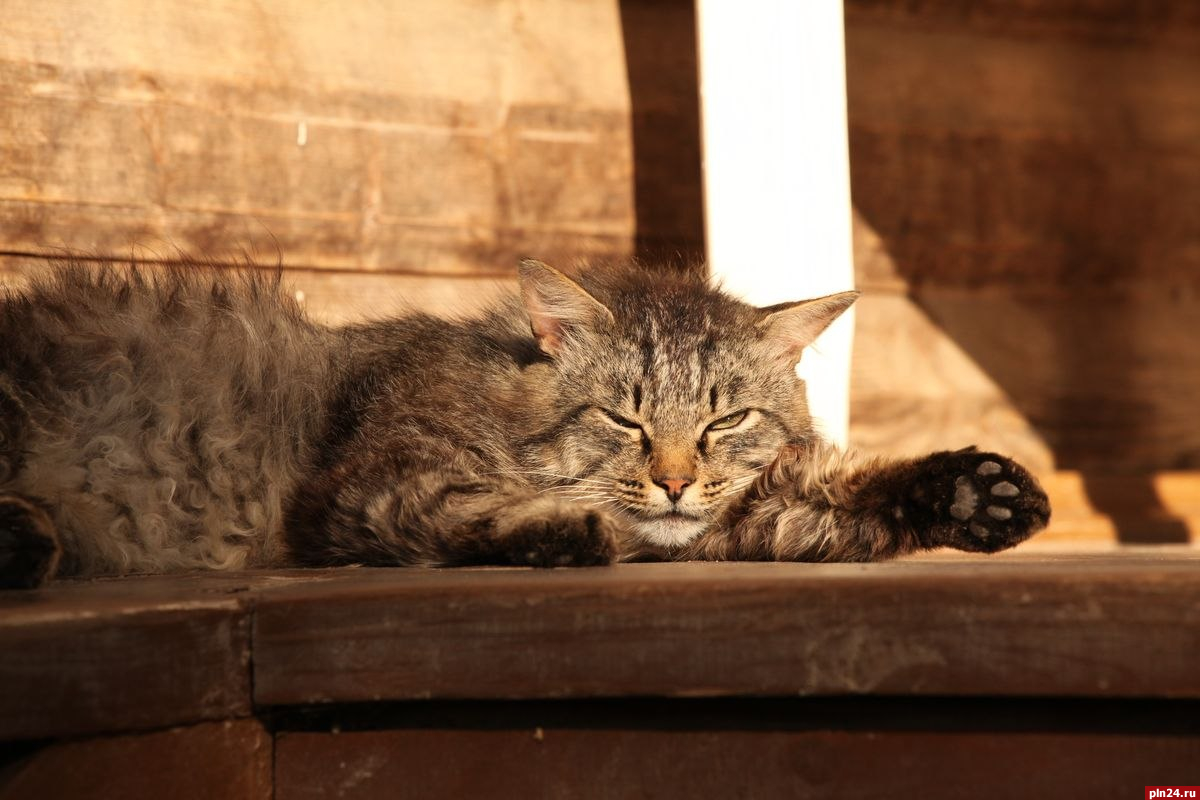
[0,0,658,274]
[3,0,1199,537]
[845,1,1200,474]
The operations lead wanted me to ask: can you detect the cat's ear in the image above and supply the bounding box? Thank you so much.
[518,259,615,356]
[756,290,860,366]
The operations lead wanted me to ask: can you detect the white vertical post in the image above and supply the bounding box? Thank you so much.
[695,0,856,446]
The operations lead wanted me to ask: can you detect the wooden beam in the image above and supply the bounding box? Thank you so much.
[2,551,1200,744]
[0,575,253,741]
[273,706,1200,800]
[0,720,271,800]
[251,556,1200,706]
[845,0,1200,46]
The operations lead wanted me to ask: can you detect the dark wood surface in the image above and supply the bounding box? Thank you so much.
[0,574,255,740]
[2,552,1199,798]
[275,717,1200,800]
[3,550,1200,743]
[0,720,271,800]
[251,555,1200,705]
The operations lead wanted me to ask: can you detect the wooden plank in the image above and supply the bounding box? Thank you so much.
[849,292,1056,470]
[1047,472,1200,517]
[848,132,1200,290]
[1037,472,1200,544]
[0,553,1198,745]
[846,0,1200,46]
[846,24,1200,291]
[842,10,1200,472]
[0,0,637,273]
[274,700,1200,800]
[909,289,1200,471]
[617,0,706,260]
[849,289,1200,473]
[0,719,271,800]
[0,576,254,741]
[252,557,1200,706]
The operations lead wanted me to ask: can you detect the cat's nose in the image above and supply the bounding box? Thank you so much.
[654,476,693,503]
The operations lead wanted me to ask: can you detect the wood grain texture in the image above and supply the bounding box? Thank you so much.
[844,8,1200,470]
[251,557,1200,706]
[846,0,1200,46]
[849,292,1056,470]
[0,720,271,800]
[0,577,253,741]
[0,0,638,273]
[847,17,1200,292]
[848,289,1200,472]
[2,553,1199,745]
[275,720,1200,800]
[1037,471,1200,544]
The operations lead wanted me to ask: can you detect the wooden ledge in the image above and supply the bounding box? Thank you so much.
[0,575,255,741]
[2,548,1199,741]
[251,552,1200,705]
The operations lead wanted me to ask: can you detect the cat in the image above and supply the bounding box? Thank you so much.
[0,259,1050,588]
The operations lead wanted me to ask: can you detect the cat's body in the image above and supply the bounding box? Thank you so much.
[0,261,1050,588]
[0,266,332,577]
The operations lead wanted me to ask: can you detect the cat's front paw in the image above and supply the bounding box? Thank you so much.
[494,498,621,568]
[910,448,1050,553]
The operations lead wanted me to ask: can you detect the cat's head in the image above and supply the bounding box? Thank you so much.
[517,259,857,550]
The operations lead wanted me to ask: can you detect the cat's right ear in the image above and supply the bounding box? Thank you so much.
[755,290,860,367]
[518,259,614,357]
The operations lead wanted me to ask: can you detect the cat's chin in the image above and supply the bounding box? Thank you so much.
[626,514,708,548]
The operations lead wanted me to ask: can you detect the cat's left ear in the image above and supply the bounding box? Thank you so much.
[756,290,860,366]
[518,259,615,357]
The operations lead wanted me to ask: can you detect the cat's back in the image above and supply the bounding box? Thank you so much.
[0,263,335,576]
[2,264,325,395]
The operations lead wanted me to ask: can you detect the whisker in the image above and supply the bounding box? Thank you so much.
[528,475,612,488]
[563,494,611,504]
[481,469,611,488]
[721,476,760,497]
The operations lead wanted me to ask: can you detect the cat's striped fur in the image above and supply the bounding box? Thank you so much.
[0,260,1050,587]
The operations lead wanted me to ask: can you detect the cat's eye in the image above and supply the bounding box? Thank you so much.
[707,410,749,432]
[598,408,644,431]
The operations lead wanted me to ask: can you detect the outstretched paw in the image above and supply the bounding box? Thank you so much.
[911,448,1050,553]
[493,498,621,568]
[0,495,60,589]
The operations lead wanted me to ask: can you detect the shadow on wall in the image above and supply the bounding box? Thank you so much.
[617,0,706,268]
[894,287,1198,545]
[844,6,1200,543]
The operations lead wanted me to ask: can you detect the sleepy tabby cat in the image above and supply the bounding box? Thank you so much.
[0,260,1049,588]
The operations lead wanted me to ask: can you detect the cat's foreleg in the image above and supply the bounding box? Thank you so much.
[285,441,622,568]
[687,441,1050,562]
